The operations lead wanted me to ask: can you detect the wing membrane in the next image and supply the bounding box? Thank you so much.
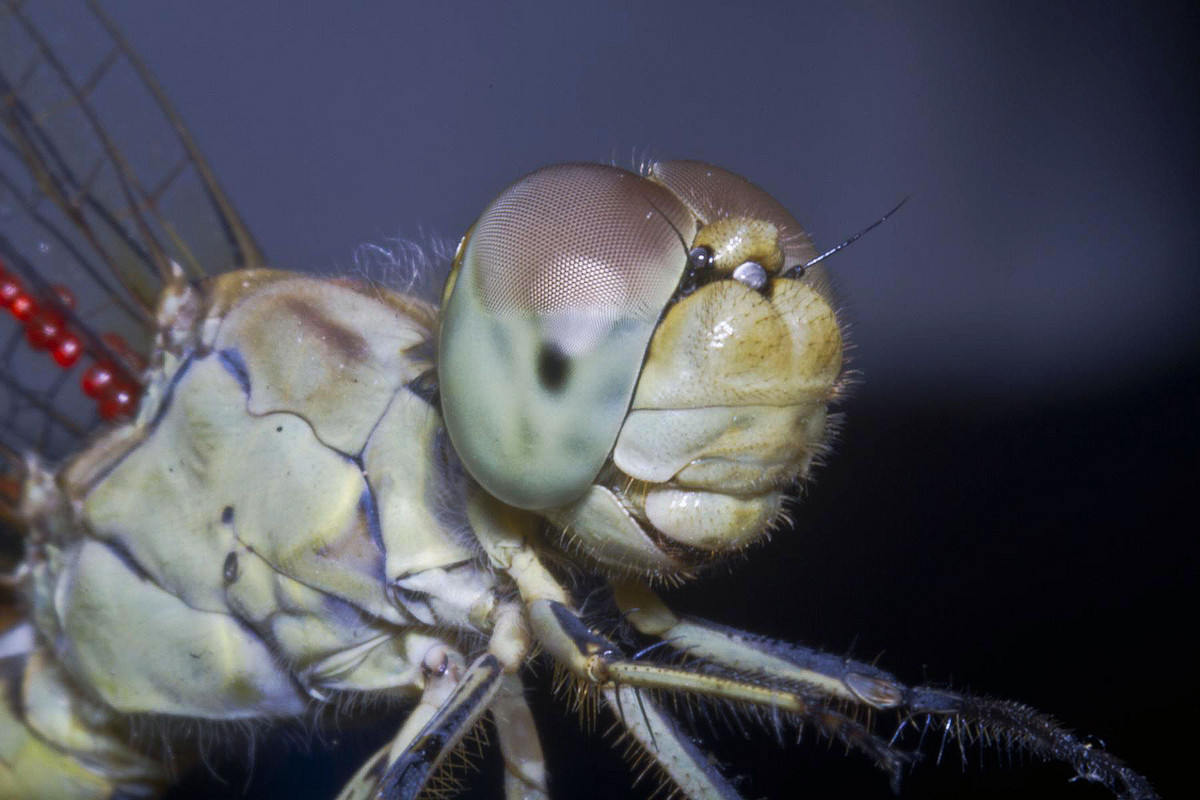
[0,0,266,467]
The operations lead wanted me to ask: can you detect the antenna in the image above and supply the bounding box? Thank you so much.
[783,196,909,278]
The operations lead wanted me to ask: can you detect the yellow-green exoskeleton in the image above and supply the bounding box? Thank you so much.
[0,149,1156,799]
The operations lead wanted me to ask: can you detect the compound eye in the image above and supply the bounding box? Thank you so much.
[649,161,827,290]
[438,163,695,510]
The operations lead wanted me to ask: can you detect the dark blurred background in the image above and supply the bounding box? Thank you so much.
[28,1,1200,798]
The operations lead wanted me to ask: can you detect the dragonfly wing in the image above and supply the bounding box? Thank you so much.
[0,0,266,466]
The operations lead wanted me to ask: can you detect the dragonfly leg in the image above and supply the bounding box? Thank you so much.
[467,490,742,798]
[334,646,502,800]
[530,597,904,797]
[373,651,503,800]
[491,674,549,800]
[609,580,1160,800]
[610,580,905,709]
[600,684,743,800]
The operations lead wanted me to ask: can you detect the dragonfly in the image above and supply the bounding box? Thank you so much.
[0,3,1161,799]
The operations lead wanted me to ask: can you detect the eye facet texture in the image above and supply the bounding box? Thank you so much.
[439,163,694,510]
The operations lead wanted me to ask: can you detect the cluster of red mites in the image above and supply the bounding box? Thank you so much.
[0,258,141,420]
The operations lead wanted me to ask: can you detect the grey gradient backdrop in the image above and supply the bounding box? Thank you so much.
[33,2,1200,799]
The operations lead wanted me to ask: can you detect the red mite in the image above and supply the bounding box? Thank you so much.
[81,363,116,399]
[25,311,65,351]
[9,293,35,322]
[52,333,82,369]
[0,265,140,420]
[98,382,137,420]
[0,276,21,308]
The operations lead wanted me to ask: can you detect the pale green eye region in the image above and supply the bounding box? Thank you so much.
[438,164,695,510]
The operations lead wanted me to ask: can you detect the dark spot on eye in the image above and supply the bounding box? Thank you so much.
[223,552,239,584]
[276,425,283,432]
[221,506,234,524]
[537,344,571,392]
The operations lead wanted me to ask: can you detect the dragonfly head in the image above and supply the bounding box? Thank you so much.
[438,161,843,575]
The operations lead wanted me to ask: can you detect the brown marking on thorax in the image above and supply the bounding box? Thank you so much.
[284,297,371,363]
